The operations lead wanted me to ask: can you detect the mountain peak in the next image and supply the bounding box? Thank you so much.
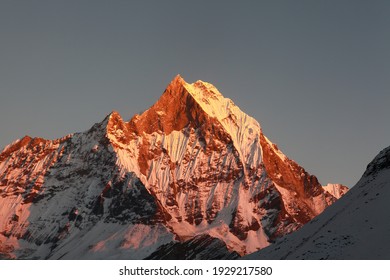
[128,75,231,136]
[363,146,390,178]
[129,75,197,135]
[166,75,222,101]
[165,74,187,94]
[0,76,342,259]
[172,74,185,83]
[322,183,349,199]
[103,110,135,147]
[109,110,121,118]
[129,76,262,165]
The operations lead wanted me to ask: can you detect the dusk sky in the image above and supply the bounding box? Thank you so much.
[0,1,389,188]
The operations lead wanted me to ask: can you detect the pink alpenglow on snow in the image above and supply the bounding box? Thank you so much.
[0,75,343,259]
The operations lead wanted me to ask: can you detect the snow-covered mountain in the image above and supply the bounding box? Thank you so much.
[322,183,349,199]
[0,75,339,259]
[244,146,390,259]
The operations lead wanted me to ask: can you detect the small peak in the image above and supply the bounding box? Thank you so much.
[108,110,121,119]
[159,74,190,100]
[106,111,125,126]
[101,111,122,124]
[174,74,184,81]
[0,135,34,160]
[92,111,125,135]
[20,135,47,147]
[104,110,134,145]
[21,135,33,142]
[170,74,187,86]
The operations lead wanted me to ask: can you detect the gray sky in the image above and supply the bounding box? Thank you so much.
[0,0,389,188]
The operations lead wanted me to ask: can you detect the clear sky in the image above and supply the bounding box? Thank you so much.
[0,1,389,188]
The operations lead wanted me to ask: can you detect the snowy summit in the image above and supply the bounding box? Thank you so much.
[0,75,343,259]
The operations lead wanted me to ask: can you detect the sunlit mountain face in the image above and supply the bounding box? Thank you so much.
[0,75,346,259]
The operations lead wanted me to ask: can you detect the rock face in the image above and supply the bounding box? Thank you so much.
[0,75,339,259]
[244,146,390,260]
[322,183,349,199]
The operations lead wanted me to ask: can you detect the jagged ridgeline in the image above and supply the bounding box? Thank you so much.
[0,75,345,259]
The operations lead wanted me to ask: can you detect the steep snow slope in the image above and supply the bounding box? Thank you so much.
[0,75,339,259]
[244,146,390,259]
